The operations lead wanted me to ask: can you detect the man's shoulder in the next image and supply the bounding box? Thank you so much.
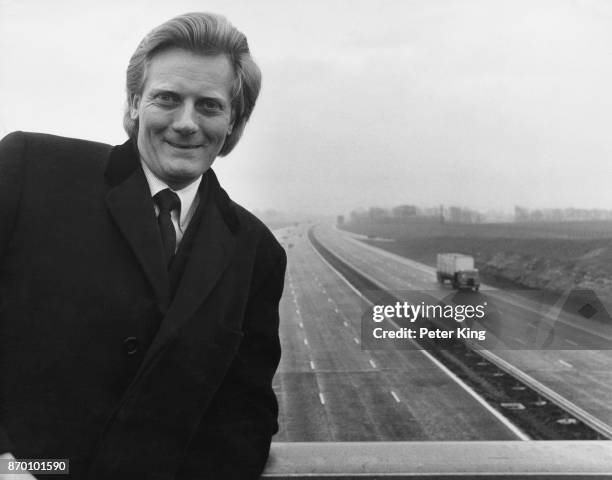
[231,202,281,246]
[207,172,280,250]
[0,132,116,181]
[225,200,284,260]
[2,131,112,156]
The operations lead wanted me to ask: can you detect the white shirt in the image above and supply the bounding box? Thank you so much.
[140,160,202,251]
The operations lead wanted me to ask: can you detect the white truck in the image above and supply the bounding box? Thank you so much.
[436,253,480,292]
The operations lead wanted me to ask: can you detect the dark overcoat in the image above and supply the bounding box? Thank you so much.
[0,131,286,479]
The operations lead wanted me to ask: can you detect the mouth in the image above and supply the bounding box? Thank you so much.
[165,140,204,150]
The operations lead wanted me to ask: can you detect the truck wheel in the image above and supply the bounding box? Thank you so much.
[474,286,480,292]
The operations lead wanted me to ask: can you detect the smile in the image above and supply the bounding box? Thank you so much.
[165,140,203,149]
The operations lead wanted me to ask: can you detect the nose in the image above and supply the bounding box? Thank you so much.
[172,103,198,135]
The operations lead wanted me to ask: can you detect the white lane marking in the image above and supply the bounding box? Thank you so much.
[303,338,309,346]
[319,393,326,405]
[343,321,349,327]
[353,337,360,345]
[308,240,367,301]
[334,308,339,313]
[369,359,377,369]
[565,339,579,346]
[328,298,333,303]
[559,360,573,368]
[390,390,400,403]
[299,322,304,329]
[310,361,315,370]
[296,308,300,315]
[513,337,526,345]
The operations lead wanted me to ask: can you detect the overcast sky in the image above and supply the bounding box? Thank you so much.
[1,0,611,216]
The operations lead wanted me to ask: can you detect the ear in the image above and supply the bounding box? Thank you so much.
[130,95,141,120]
[227,109,236,135]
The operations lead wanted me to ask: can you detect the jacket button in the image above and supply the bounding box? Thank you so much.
[124,336,139,355]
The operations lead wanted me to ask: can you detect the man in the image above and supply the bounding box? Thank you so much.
[0,12,285,479]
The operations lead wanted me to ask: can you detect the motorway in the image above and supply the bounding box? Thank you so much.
[309,223,612,435]
[272,224,523,442]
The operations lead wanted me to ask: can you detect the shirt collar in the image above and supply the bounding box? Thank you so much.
[140,160,202,229]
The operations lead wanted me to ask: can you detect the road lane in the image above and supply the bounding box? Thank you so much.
[314,223,612,430]
[273,225,521,441]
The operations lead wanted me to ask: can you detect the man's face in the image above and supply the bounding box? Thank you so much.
[131,48,235,190]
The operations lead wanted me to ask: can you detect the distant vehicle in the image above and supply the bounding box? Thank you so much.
[436,253,480,291]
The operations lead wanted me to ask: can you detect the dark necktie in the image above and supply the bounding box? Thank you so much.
[153,189,181,267]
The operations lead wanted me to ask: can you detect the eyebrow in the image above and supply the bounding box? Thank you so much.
[148,87,229,105]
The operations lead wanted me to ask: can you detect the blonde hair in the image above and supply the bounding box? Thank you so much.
[123,12,261,156]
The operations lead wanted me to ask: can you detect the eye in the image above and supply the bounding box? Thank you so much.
[199,99,223,112]
[155,92,179,106]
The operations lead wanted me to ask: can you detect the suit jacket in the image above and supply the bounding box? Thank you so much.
[0,131,286,479]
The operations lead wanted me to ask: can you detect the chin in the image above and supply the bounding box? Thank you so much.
[164,168,206,188]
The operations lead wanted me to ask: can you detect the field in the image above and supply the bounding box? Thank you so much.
[342,218,612,295]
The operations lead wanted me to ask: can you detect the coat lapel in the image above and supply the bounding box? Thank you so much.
[104,140,241,376]
[142,169,238,365]
[104,140,170,309]
[93,161,244,470]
